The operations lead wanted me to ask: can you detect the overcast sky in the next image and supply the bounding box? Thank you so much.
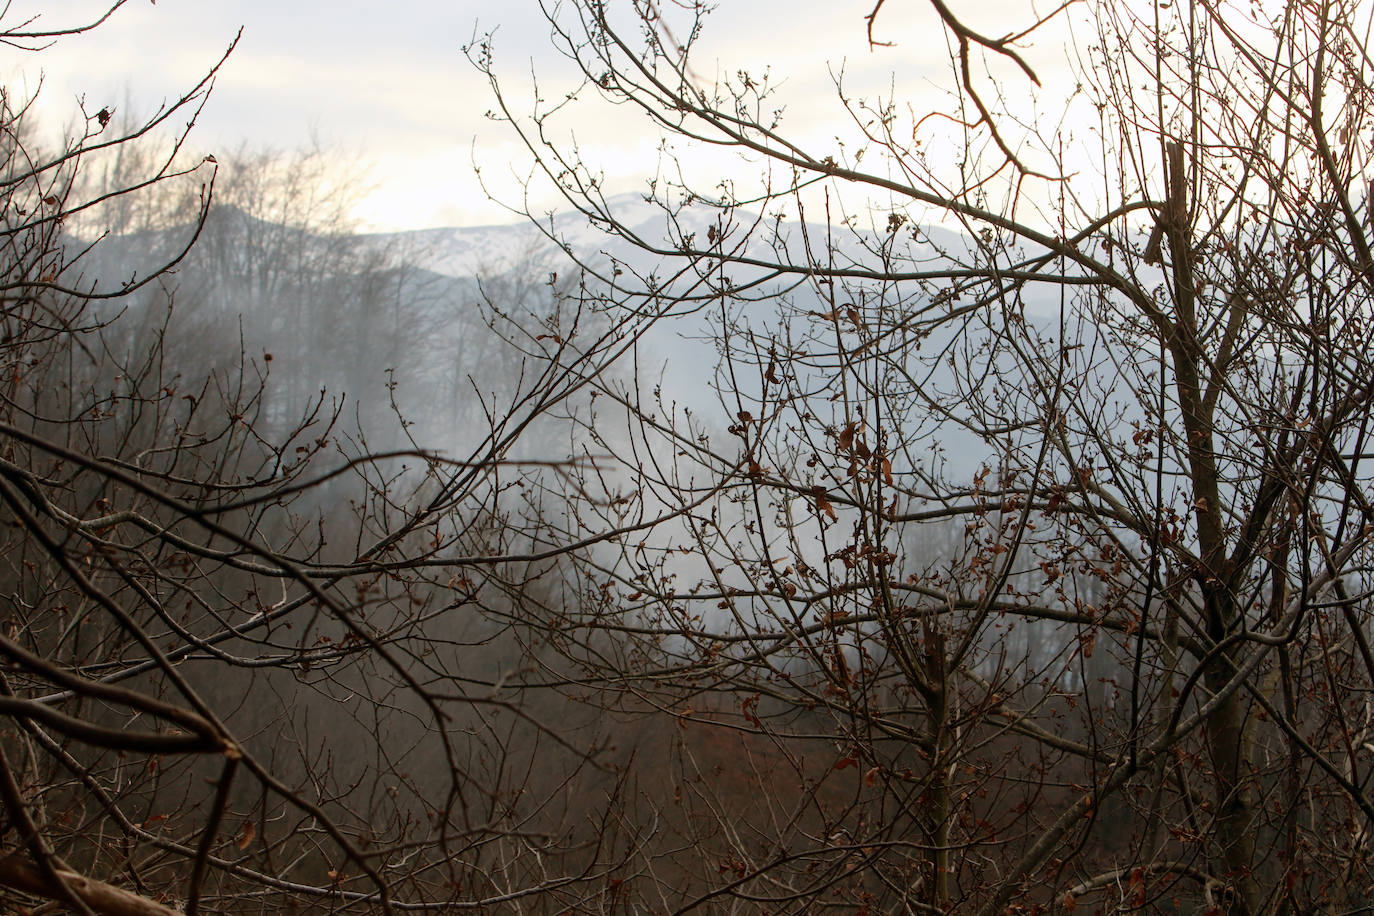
[8,0,1073,231]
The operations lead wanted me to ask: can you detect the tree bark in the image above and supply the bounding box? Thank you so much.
[0,852,182,916]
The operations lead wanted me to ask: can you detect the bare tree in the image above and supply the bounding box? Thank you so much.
[475,0,1374,910]
[0,7,659,915]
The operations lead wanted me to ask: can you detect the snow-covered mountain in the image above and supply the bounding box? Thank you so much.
[363,191,984,283]
[69,193,1076,472]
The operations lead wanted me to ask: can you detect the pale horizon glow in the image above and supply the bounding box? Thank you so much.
[7,0,1080,232]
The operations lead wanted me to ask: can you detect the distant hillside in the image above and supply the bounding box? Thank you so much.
[64,193,1077,475]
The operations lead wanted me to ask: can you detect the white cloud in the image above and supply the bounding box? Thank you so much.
[3,0,1077,231]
